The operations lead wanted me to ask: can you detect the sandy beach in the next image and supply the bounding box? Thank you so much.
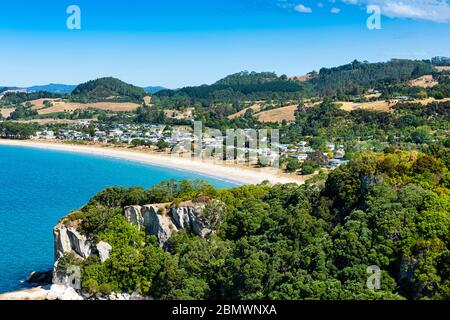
[0,139,306,185]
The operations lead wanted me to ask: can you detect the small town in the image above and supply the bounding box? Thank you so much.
[31,120,348,172]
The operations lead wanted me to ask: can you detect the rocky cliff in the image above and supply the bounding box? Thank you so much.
[124,200,214,246]
[53,222,92,261]
[38,200,216,300]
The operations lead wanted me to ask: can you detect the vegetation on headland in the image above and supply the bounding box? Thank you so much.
[67,147,450,300]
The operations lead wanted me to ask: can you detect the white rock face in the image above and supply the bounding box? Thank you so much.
[46,284,83,301]
[143,205,177,245]
[96,241,112,263]
[54,222,92,260]
[124,204,177,246]
[52,260,82,289]
[169,203,213,238]
[124,205,144,230]
[124,202,214,245]
[170,206,191,229]
[52,221,95,290]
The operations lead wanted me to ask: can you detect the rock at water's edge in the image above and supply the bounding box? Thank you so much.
[26,270,53,284]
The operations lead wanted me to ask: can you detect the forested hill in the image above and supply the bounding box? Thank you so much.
[311,59,434,96]
[156,71,306,101]
[155,59,436,102]
[70,77,146,103]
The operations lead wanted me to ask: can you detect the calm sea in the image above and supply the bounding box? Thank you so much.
[0,145,236,293]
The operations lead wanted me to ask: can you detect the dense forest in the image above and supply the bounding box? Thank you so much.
[154,59,435,107]
[59,147,449,300]
[310,59,433,97]
[2,56,449,301]
[156,71,306,104]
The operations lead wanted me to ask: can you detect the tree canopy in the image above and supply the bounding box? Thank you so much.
[73,148,450,300]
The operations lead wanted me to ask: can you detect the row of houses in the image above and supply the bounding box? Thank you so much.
[33,121,349,169]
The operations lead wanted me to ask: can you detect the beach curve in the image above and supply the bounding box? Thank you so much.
[0,140,306,186]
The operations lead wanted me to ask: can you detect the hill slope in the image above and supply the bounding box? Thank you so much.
[310,59,433,96]
[71,77,145,102]
[156,71,305,101]
[156,59,435,103]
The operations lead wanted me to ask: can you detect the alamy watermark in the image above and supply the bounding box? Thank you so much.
[367,5,382,30]
[67,5,81,30]
[366,265,381,290]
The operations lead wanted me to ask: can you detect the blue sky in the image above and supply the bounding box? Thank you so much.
[1,0,449,88]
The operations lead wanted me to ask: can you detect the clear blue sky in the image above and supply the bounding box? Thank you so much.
[1,0,449,88]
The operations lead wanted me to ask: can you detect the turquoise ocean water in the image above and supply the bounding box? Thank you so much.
[0,145,236,293]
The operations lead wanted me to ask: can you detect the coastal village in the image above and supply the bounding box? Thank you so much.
[31,120,348,172]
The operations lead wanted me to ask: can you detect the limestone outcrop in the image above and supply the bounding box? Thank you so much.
[52,219,112,293]
[53,222,92,260]
[96,241,113,263]
[170,202,214,238]
[124,201,214,245]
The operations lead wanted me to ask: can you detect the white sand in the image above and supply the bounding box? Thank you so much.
[0,140,305,185]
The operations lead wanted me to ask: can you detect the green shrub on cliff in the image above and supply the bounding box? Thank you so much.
[82,215,164,295]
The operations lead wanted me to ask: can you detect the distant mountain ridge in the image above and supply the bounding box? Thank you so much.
[0,84,75,94]
[26,84,76,94]
[2,83,166,95]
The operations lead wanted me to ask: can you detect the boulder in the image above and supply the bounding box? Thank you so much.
[121,293,131,300]
[96,241,112,263]
[26,270,53,285]
[0,287,49,300]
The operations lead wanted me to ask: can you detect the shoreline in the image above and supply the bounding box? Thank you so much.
[0,139,306,186]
